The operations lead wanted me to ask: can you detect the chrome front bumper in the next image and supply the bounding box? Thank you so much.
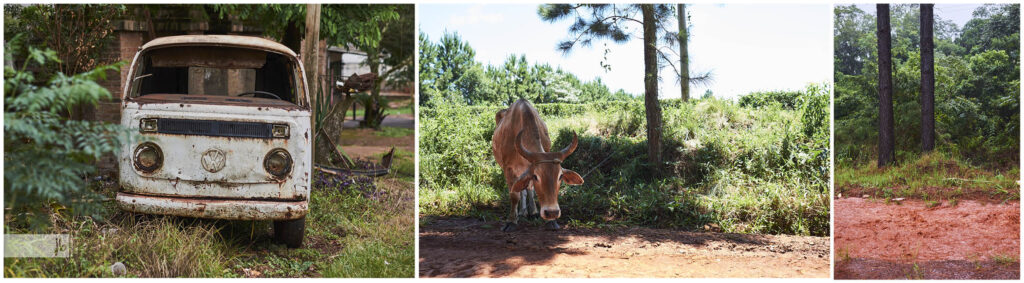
[116,192,307,220]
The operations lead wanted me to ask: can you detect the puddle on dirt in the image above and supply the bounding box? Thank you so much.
[834,197,1020,279]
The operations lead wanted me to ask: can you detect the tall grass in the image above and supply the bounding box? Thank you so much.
[419,85,831,236]
[836,152,1019,202]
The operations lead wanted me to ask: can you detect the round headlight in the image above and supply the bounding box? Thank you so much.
[264,148,292,178]
[134,142,163,173]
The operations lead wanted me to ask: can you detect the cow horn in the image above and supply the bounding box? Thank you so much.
[559,132,578,159]
[515,130,543,162]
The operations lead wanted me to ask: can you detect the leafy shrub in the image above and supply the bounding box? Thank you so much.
[419,86,831,236]
[738,90,803,109]
[4,36,126,229]
[800,83,830,141]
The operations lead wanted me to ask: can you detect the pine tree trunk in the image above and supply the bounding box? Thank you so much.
[920,4,935,152]
[877,4,895,167]
[678,4,689,102]
[641,4,663,168]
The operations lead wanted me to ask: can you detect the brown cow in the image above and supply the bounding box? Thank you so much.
[493,99,584,232]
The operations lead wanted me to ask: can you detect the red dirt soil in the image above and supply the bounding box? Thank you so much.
[419,218,829,278]
[834,197,1020,279]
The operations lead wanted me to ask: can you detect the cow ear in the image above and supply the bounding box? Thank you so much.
[511,173,535,193]
[561,169,584,185]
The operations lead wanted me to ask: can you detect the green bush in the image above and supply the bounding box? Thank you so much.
[738,90,803,110]
[419,85,831,236]
[4,35,127,229]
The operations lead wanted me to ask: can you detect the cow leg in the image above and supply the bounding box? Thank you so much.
[517,188,531,218]
[502,190,520,232]
[526,188,539,218]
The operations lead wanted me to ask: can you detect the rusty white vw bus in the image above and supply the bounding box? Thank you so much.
[117,35,311,247]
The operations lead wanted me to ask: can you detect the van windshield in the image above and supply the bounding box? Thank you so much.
[129,46,302,106]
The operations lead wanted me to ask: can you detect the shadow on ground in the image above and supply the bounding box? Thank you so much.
[418,217,829,278]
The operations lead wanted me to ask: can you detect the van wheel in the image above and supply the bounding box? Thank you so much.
[273,217,305,248]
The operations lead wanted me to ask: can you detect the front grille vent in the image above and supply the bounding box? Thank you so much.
[156,118,276,138]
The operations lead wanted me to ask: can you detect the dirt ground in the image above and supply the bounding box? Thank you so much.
[338,127,414,159]
[834,197,1020,279]
[418,218,829,278]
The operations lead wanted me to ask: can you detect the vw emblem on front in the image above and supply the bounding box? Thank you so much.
[201,149,227,173]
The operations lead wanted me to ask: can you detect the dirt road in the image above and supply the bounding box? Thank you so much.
[418,218,829,278]
[834,197,1020,279]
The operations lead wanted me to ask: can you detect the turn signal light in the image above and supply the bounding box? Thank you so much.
[272,124,290,138]
[140,118,158,132]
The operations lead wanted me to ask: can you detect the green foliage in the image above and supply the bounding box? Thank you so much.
[959,4,1020,62]
[537,4,702,89]
[211,4,403,49]
[800,83,831,142]
[738,90,803,110]
[834,4,1019,167]
[835,152,1019,201]
[378,5,415,89]
[418,31,635,107]
[419,86,830,236]
[4,4,125,75]
[537,4,675,58]
[3,36,127,230]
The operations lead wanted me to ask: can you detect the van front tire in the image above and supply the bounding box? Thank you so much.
[273,217,305,248]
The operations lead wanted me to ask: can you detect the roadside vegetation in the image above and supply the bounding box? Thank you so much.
[836,152,1019,202]
[834,4,1020,202]
[419,83,830,236]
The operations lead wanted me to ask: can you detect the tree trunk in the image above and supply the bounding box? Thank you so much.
[920,4,935,152]
[364,47,384,129]
[303,4,321,107]
[877,4,895,167]
[282,21,302,54]
[678,3,689,102]
[641,4,663,168]
[303,4,322,156]
[303,4,321,92]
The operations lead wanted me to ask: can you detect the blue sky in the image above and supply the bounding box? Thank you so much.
[418,4,832,100]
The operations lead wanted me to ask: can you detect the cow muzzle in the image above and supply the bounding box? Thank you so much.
[540,207,560,220]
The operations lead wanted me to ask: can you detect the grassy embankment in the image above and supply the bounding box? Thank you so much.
[836,153,1019,204]
[419,90,830,236]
